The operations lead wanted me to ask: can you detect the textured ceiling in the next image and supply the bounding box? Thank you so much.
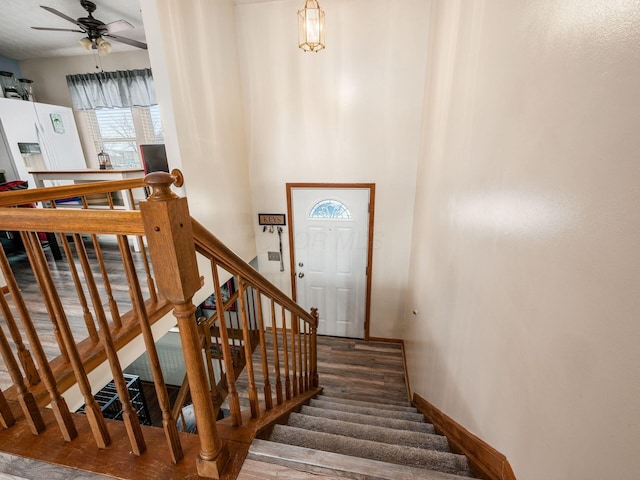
[0,0,146,60]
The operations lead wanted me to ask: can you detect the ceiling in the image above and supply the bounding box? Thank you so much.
[0,0,293,61]
[0,0,147,60]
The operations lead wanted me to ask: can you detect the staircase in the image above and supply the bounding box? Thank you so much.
[0,171,320,479]
[247,338,480,480]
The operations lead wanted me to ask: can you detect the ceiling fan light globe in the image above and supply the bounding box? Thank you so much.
[78,37,92,51]
[96,38,111,55]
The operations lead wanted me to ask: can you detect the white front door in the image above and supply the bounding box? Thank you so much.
[290,187,370,338]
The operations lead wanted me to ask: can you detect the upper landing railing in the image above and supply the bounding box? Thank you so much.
[0,171,318,478]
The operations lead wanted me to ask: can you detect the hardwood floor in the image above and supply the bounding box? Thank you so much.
[229,332,408,408]
[315,336,408,404]
[235,334,410,479]
[238,458,349,479]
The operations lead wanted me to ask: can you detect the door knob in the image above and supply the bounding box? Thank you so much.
[298,272,305,278]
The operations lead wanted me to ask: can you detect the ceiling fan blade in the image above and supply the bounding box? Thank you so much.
[31,27,85,33]
[102,19,134,34]
[40,6,83,27]
[103,34,147,50]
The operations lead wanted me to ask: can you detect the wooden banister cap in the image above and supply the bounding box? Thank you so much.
[144,169,184,201]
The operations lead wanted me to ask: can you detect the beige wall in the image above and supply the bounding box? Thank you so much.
[141,0,256,305]
[19,51,152,168]
[405,1,640,479]
[235,0,430,338]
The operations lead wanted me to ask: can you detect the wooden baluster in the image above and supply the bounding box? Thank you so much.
[24,232,110,448]
[200,320,222,408]
[19,232,68,363]
[297,316,304,394]
[230,284,241,351]
[50,202,98,343]
[118,235,182,462]
[0,287,39,386]
[171,374,190,428]
[237,278,259,418]
[75,234,145,455]
[215,267,236,355]
[106,193,137,310]
[228,303,236,350]
[243,287,251,331]
[0,246,77,441]
[141,171,229,477]
[212,264,242,426]
[81,196,121,328]
[127,189,158,303]
[248,287,257,331]
[0,322,44,433]
[61,233,99,343]
[281,306,291,400]
[0,386,15,429]
[311,308,319,387]
[255,290,273,410]
[270,300,283,405]
[303,320,309,391]
[213,331,225,388]
[290,313,298,397]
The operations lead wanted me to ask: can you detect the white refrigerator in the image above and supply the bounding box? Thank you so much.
[0,98,86,187]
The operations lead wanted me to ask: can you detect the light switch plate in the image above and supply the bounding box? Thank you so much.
[268,251,281,261]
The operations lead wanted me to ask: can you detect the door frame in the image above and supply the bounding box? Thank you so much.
[286,183,376,340]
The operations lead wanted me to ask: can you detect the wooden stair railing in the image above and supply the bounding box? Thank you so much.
[190,217,319,424]
[0,170,318,479]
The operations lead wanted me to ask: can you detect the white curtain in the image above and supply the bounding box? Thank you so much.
[66,69,156,110]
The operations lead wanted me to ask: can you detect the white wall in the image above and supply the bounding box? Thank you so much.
[405,1,640,479]
[235,0,430,338]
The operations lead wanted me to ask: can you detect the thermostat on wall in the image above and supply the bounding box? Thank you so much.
[258,213,286,226]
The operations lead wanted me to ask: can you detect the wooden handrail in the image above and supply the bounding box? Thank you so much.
[0,208,145,235]
[0,177,147,207]
[191,219,317,328]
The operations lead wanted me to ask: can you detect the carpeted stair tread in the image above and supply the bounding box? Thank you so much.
[249,439,475,480]
[317,394,418,413]
[269,425,472,477]
[310,399,425,422]
[301,405,436,433]
[288,412,450,451]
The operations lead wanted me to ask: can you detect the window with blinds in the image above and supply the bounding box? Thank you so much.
[84,106,164,169]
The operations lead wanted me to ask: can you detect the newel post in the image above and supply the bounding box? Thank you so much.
[140,170,230,478]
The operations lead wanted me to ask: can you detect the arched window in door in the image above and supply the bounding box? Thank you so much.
[309,199,352,219]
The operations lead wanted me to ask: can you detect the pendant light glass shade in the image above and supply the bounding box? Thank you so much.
[78,37,93,51]
[78,37,112,55]
[298,0,325,52]
[96,38,112,55]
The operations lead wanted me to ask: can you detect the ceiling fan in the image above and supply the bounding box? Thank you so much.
[31,0,147,54]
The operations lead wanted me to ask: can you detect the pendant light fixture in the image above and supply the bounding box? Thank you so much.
[298,0,325,52]
[78,36,112,55]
